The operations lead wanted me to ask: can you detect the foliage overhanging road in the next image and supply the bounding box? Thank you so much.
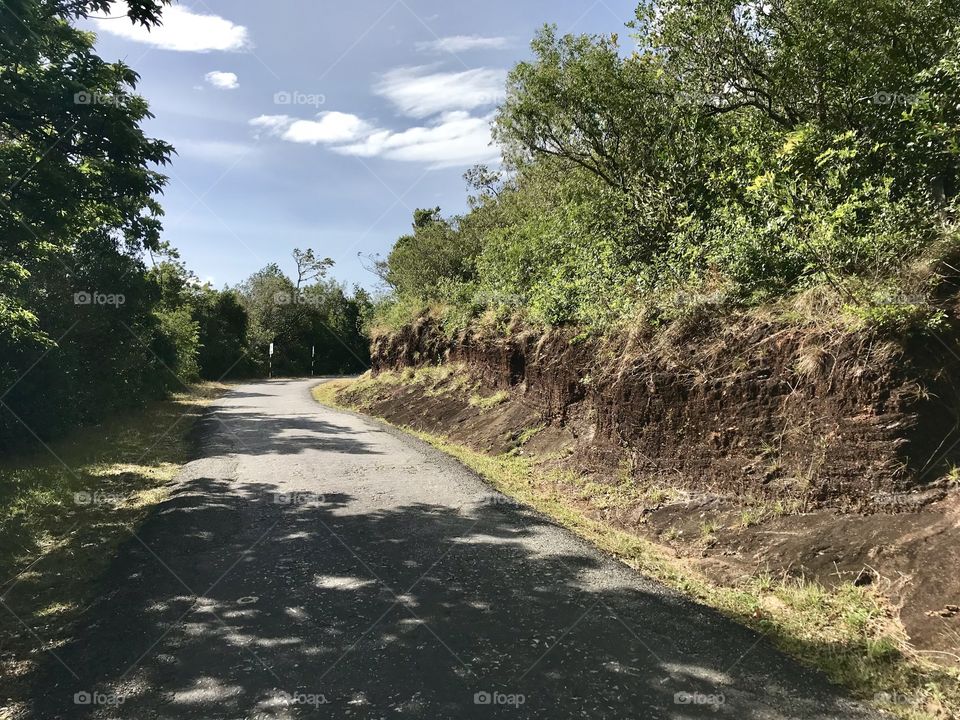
[32,379,879,719]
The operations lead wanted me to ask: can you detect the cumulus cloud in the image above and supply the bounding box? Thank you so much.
[249,110,497,168]
[249,112,371,144]
[415,35,509,53]
[91,2,251,52]
[335,111,498,168]
[249,64,506,168]
[374,66,506,118]
[283,113,373,144]
[250,115,293,134]
[204,71,239,89]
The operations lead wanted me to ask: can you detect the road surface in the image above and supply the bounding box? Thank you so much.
[32,379,878,719]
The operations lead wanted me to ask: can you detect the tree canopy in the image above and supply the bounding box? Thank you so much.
[374,0,960,331]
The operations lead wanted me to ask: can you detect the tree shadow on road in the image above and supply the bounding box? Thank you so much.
[196,410,383,458]
[28,474,875,719]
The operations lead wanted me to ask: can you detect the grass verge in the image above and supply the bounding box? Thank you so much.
[0,382,228,720]
[313,377,960,720]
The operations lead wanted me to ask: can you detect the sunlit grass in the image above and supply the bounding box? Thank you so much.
[468,390,510,409]
[0,381,228,718]
[0,382,227,568]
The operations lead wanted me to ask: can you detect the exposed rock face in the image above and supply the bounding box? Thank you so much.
[370,314,960,511]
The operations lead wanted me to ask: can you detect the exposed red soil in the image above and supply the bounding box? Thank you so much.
[371,314,960,511]
[349,314,960,662]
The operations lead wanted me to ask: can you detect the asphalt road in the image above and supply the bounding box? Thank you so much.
[32,379,879,719]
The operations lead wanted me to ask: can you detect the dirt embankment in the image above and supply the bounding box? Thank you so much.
[357,313,960,661]
[372,313,960,510]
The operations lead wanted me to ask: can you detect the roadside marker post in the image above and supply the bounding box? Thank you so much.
[269,342,274,378]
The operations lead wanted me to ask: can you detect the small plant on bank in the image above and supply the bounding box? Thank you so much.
[468,390,510,409]
[699,519,720,544]
[739,507,765,528]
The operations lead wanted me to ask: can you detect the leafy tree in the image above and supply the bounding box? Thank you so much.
[495,27,707,213]
[0,0,176,448]
[153,307,200,383]
[292,247,334,289]
[384,209,482,299]
[377,0,960,331]
[645,0,960,133]
[1,0,172,346]
[238,262,369,376]
[194,289,251,380]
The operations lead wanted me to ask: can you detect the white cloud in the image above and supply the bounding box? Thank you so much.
[92,2,251,52]
[416,35,509,53]
[249,112,371,144]
[337,112,498,168]
[283,112,372,144]
[250,114,294,134]
[374,66,506,118]
[204,71,239,90]
[249,63,505,169]
[249,109,498,169]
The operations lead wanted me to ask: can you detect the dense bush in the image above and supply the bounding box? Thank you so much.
[375,0,960,331]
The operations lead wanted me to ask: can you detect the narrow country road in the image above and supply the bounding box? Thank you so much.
[33,379,878,719]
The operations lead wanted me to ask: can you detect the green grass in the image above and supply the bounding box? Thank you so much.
[699,519,721,542]
[515,425,545,445]
[316,375,960,720]
[0,382,228,719]
[738,507,765,527]
[312,377,361,407]
[468,390,510,409]
[322,364,481,409]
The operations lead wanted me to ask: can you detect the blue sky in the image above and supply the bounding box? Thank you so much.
[82,0,638,291]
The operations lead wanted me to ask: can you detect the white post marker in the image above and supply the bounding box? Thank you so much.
[311,345,315,377]
[269,342,274,378]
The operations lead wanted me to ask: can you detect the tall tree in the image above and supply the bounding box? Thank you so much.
[0,0,175,447]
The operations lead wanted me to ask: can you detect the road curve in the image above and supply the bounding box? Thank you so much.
[33,379,878,719]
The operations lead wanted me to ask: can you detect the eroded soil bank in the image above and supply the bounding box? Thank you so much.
[357,314,960,664]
